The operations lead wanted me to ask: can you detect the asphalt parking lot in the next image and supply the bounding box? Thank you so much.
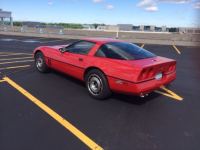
[0,34,200,150]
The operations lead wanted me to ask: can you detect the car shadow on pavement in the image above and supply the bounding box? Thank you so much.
[111,92,160,105]
[51,70,85,87]
[50,69,161,105]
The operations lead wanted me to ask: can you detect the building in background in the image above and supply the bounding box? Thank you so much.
[139,25,144,31]
[179,27,200,34]
[96,25,119,31]
[97,25,107,30]
[150,25,155,31]
[106,25,119,31]
[0,9,13,26]
[155,26,162,32]
[162,26,167,32]
[132,25,140,31]
[144,26,150,31]
[82,24,95,30]
[117,24,133,31]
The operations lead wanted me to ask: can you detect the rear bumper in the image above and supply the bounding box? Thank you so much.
[108,72,176,95]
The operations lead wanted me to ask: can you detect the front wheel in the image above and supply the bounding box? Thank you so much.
[85,69,111,100]
[35,52,49,73]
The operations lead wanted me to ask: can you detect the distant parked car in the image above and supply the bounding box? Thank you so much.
[34,38,176,100]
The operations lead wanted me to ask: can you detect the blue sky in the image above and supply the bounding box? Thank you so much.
[0,0,200,27]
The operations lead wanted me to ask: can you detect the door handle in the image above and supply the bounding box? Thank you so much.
[78,58,83,62]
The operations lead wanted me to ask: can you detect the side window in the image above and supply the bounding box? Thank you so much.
[66,41,95,55]
[95,45,107,57]
[95,44,126,60]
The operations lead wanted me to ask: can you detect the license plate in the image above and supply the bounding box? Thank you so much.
[155,73,163,80]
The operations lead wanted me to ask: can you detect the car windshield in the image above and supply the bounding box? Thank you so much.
[96,42,156,60]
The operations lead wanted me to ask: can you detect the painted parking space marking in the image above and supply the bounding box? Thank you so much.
[2,77,103,150]
[140,44,145,48]
[0,38,39,43]
[0,38,66,43]
[0,52,15,54]
[0,52,33,73]
[0,57,33,61]
[0,38,16,42]
[0,60,34,65]
[0,79,5,83]
[0,52,31,54]
[172,45,181,54]
[0,53,32,57]
[0,65,31,71]
[155,86,183,101]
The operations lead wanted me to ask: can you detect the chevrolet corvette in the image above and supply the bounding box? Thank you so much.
[34,38,176,99]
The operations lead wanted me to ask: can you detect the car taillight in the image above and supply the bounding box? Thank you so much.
[168,64,176,72]
[138,68,155,81]
[138,62,176,81]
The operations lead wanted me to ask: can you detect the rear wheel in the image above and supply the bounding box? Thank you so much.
[85,69,111,100]
[35,52,49,73]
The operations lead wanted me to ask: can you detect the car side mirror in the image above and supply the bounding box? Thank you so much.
[59,48,66,53]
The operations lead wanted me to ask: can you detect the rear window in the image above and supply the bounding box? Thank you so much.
[95,42,156,60]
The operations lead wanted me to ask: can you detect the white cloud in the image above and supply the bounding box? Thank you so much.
[93,0,103,3]
[106,4,114,10]
[48,1,53,6]
[145,5,158,11]
[137,0,156,7]
[137,0,192,12]
[137,0,158,12]
[158,0,191,3]
[158,0,192,4]
[92,0,114,10]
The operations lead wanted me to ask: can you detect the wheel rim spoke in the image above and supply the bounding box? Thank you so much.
[36,56,43,71]
[88,74,103,96]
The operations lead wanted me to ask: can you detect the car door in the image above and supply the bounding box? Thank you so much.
[60,41,95,80]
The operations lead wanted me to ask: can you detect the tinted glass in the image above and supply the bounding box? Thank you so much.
[67,41,95,55]
[95,42,156,60]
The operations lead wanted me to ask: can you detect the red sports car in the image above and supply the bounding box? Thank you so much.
[34,38,176,99]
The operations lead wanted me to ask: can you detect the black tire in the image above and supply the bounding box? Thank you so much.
[35,52,49,73]
[85,69,112,100]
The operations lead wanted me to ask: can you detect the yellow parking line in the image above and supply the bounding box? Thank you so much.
[3,77,103,150]
[0,57,33,61]
[0,80,5,83]
[140,44,145,48]
[0,65,31,70]
[172,45,181,54]
[0,53,32,57]
[0,60,34,65]
[155,86,183,101]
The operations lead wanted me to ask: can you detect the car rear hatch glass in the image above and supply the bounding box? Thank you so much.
[100,42,156,60]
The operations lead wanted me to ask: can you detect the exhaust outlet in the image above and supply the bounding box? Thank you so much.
[140,93,149,98]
